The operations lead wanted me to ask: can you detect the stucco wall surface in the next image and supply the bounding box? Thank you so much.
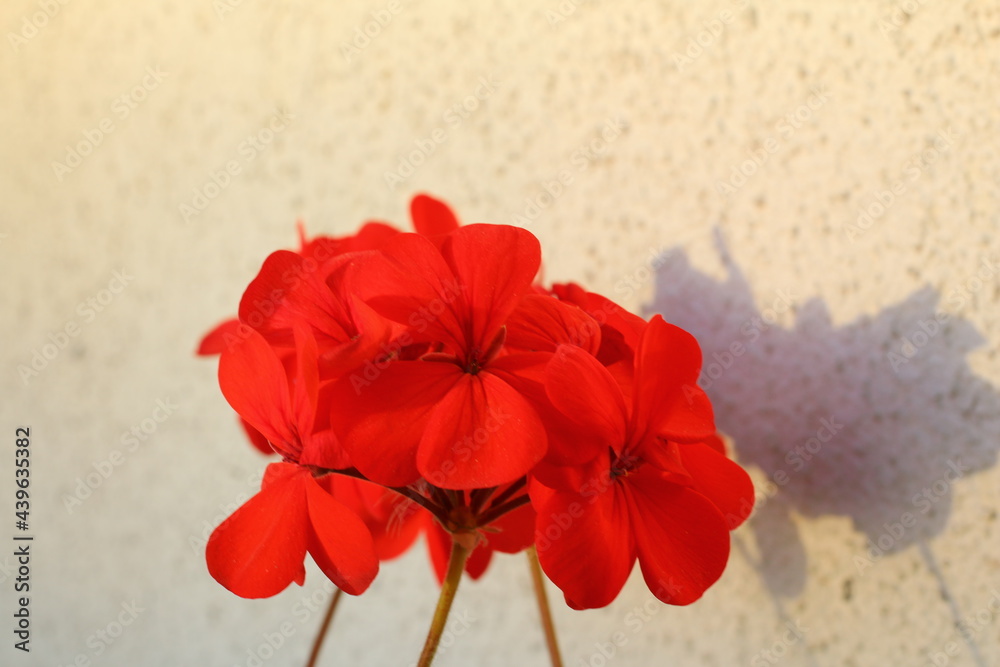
[1,1,999,666]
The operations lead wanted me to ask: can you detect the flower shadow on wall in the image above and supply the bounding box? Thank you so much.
[647,231,1000,600]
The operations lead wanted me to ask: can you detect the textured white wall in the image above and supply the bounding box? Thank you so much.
[2,1,999,665]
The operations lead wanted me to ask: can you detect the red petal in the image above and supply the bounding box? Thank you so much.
[206,463,309,598]
[545,345,627,453]
[312,383,354,470]
[357,234,468,351]
[487,350,550,385]
[237,251,305,342]
[637,437,691,484]
[482,501,535,554]
[240,250,359,346]
[410,193,460,237]
[440,224,541,353]
[550,283,644,368]
[372,498,425,561]
[464,540,493,580]
[218,329,295,451]
[535,484,634,610]
[299,427,350,469]
[505,294,601,355]
[262,460,303,488]
[493,353,604,467]
[528,476,556,508]
[417,370,546,489]
[348,222,400,251]
[292,324,320,433]
[322,476,424,561]
[679,442,755,529]
[285,254,358,343]
[703,433,727,455]
[625,467,731,605]
[197,318,242,356]
[529,453,607,492]
[304,477,379,595]
[424,517,452,583]
[631,315,715,443]
[317,293,396,378]
[330,360,461,487]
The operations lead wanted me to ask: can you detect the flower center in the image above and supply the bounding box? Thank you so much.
[610,449,640,479]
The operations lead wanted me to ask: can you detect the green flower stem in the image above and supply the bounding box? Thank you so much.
[527,546,564,667]
[305,587,343,667]
[417,536,472,667]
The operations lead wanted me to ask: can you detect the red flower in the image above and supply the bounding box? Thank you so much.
[207,462,378,598]
[218,324,348,468]
[200,194,460,378]
[329,224,547,490]
[198,194,755,619]
[197,319,274,455]
[205,327,379,598]
[408,193,461,238]
[531,315,753,609]
[196,194,460,455]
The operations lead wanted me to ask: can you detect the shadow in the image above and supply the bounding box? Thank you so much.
[646,231,1000,600]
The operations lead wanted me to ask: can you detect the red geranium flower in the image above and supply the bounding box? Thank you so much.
[197,193,756,664]
[531,315,753,609]
[207,461,378,598]
[206,326,378,598]
[329,224,548,490]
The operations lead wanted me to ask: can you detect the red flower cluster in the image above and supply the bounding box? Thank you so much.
[199,194,753,610]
